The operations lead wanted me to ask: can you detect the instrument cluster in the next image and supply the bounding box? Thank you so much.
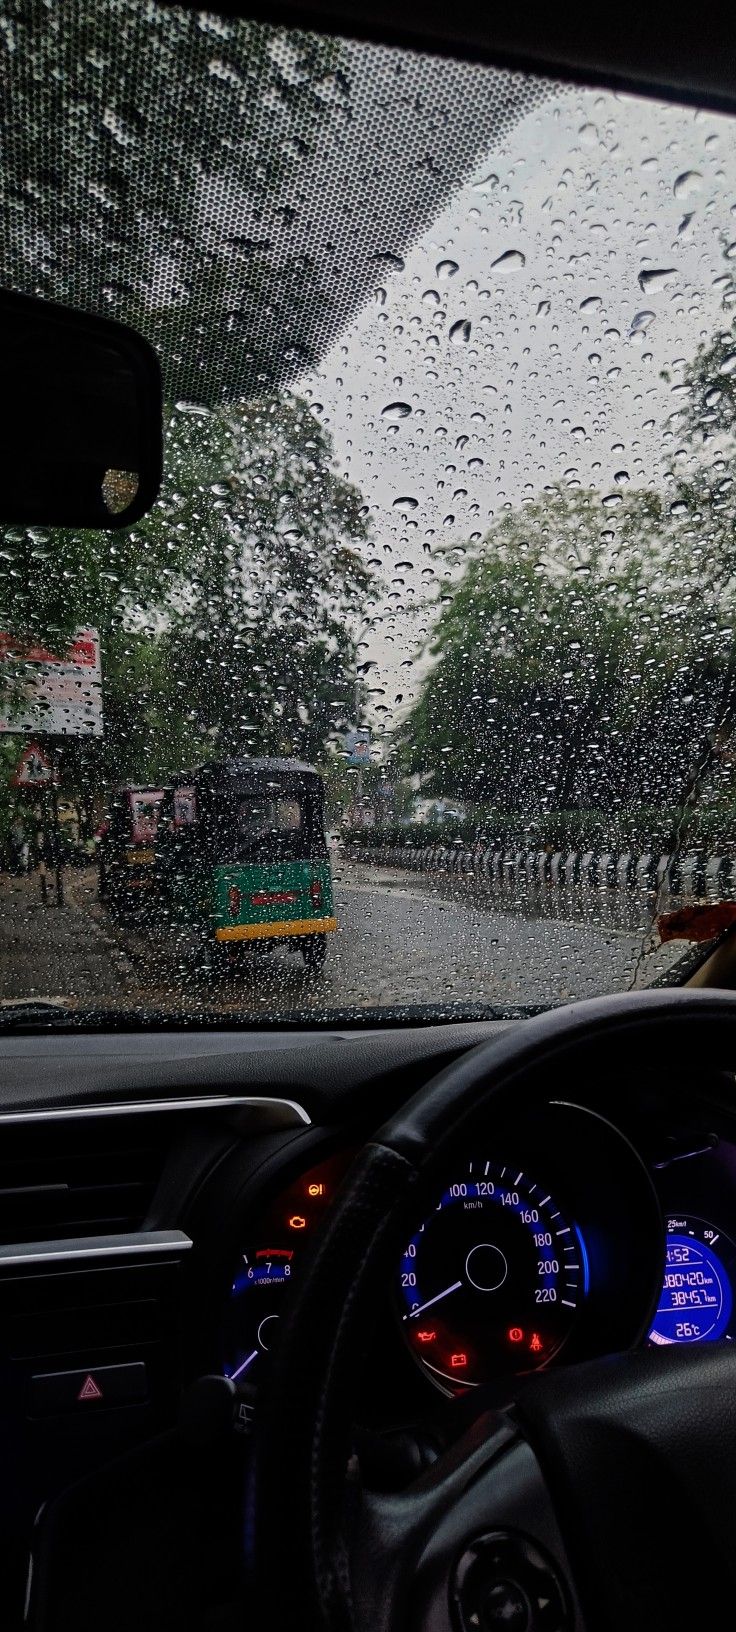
[221,1098,736,1408]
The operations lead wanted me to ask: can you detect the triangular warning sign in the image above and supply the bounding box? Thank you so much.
[77,1374,102,1401]
[10,742,56,789]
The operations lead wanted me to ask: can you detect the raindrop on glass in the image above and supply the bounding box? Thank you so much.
[673,170,702,200]
[492,250,526,274]
[373,251,405,272]
[637,268,675,293]
[381,401,412,421]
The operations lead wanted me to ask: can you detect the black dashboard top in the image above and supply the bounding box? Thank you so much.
[0,1021,514,1118]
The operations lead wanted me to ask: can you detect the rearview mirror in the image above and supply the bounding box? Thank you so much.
[1,289,163,528]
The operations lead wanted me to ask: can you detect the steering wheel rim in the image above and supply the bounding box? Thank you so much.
[251,989,736,1631]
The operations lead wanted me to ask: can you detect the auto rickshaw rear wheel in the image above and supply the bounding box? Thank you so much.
[302,934,327,971]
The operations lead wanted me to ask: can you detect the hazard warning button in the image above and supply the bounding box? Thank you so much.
[77,1373,103,1402]
[29,1362,147,1417]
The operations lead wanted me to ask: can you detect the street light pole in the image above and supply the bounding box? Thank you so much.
[354,676,363,825]
[49,744,64,907]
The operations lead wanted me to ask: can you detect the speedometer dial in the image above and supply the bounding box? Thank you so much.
[399,1160,587,1388]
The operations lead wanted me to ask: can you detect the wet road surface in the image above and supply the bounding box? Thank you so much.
[0,861,683,1016]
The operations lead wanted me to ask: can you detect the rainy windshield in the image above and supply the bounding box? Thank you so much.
[1,1,736,1020]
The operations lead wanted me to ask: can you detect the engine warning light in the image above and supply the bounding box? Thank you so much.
[307,1183,325,1197]
[415,1330,436,1344]
[508,1327,524,1344]
[529,1332,543,1353]
[450,1353,468,1369]
[288,1215,307,1230]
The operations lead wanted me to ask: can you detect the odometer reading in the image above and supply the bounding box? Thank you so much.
[649,1215,736,1346]
[399,1160,587,1388]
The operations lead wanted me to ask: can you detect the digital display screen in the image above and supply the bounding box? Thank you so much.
[650,1218,734,1345]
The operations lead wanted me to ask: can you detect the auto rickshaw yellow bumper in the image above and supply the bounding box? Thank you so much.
[215,916,338,943]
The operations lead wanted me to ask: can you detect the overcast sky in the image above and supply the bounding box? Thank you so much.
[301,75,736,739]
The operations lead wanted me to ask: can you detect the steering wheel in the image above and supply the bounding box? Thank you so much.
[251,991,736,1632]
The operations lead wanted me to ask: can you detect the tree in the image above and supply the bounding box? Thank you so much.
[0,394,373,823]
[400,486,729,824]
[153,395,372,765]
[647,289,736,840]
[1,1,342,402]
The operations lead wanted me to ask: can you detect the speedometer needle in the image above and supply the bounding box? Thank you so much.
[403,1279,463,1321]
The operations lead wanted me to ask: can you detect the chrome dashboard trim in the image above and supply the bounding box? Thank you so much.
[0,1094,311,1126]
[0,1229,193,1267]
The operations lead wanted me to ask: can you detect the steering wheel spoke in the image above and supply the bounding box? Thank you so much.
[351,1411,582,1631]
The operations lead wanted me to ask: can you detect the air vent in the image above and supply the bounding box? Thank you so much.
[0,1123,166,1245]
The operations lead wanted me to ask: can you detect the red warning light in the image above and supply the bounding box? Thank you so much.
[508,1327,524,1344]
[529,1332,543,1353]
[77,1374,103,1402]
[307,1182,325,1198]
[288,1215,307,1230]
[450,1353,468,1369]
[415,1330,436,1344]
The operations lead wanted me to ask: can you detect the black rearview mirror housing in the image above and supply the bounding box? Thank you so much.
[2,289,163,528]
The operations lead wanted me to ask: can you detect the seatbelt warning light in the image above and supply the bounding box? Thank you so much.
[530,1332,543,1353]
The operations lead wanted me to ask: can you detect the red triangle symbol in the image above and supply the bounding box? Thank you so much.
[77,1374,102,1401]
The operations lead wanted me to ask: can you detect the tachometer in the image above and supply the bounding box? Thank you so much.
[223,1149,353,1391]
[649,1214,736,1345]
[399,1159,587,1388]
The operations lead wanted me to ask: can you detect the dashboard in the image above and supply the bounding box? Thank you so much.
[2,1018,736,1630]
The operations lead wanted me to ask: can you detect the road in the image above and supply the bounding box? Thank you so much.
[1,860,682,1015]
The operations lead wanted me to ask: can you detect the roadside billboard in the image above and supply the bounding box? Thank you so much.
[0,628,102,736]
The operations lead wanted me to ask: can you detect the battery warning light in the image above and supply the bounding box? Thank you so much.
[450,1353,468,1369]
[307,1183,325,1198]
[508,1327,524,1344]
[530,1333,543,1353]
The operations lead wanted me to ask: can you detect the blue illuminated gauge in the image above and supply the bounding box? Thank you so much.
[398,1159,589,1389]
[649,1215,736,1346]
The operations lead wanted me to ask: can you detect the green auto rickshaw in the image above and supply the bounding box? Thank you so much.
[157,758,337,970]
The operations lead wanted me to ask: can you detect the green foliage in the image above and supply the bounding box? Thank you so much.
[400,482,736,830]
[2,1,342,402]
[0,394,373,816]
[153,396,372,764]
[404,488,667,807]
